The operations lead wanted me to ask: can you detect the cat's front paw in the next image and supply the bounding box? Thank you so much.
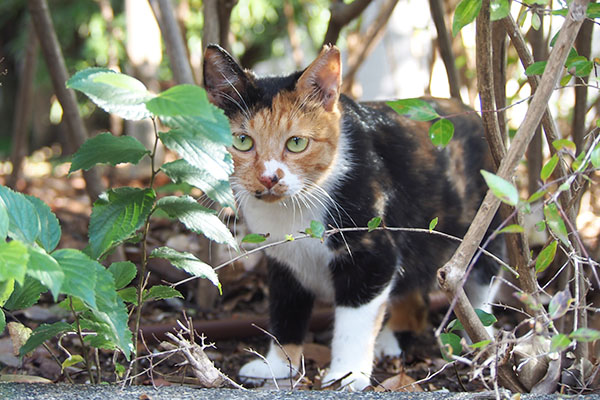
[322,370,371,391]
[374,326,402,360]
[238,357,294,385]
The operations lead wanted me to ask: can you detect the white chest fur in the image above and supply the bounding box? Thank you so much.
[242,197,335,301]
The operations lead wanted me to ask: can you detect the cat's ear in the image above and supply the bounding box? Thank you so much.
[296,45,341,112]
[203,44,252,111]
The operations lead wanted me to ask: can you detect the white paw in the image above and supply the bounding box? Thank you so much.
[238,357,294,384]
[374,326,402,360]
[322,369,371,391]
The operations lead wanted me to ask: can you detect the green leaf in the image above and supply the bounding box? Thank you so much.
[108,261,137,290]
[570,328,600,343]
[552,139,576,153]
[588,3,600,18]
[530,12,541,30]
[69,132,149,172]
[0,202,8,241]
[541,154,559,182]
[62,355,84,371]
[429,217,439,231]
[548,288,572,320]
[368,217,382,232]
[0,310,5,333]
[26,246,64,301]
[535,240,558,273]
[566,56,593,77]
[242,233,267,244]
[150,247,221,293]
[117,287,138,305]
[306,220,326,239]
[499,224,524,234]
[19,321,72,357]
[440,332,462,360]
[591,144,600,169]
[0,279,14,307]
[386,99,439,121]
[156,195,236,248]
[89,188,156,259]
[25,195,61,253]
[452,0,482,36]
[0,185,40,245]
[161,159,235,209]
[145,84,213,118]
[527,189,546,203]
[447,318,463,332]
[491,0,510,21]
[560,74,572,87]
[550,334,571,352]
[480,170,519,206]
[89,262,133,359]
[0,240,29,285]
[52,249,99,309]
[66,68,152,120]
[143,285,183,302]
[525,61,547,76]
[470,339,492,349]
[285,234,294,241]
[4,276,47,311]
[544,203,569,245]
[429,118,454,147]
[476,309,497,326]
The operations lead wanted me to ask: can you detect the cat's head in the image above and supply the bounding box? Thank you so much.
[203,45,343,204]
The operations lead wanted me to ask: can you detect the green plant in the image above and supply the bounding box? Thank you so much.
[0,68,236,382]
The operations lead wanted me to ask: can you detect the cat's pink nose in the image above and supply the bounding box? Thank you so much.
[259,175,279,190]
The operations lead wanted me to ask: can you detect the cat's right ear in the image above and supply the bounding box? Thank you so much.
[203,44,252,111]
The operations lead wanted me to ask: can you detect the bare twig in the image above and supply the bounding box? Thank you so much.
[322,0,373,46]
[429,0,461,99]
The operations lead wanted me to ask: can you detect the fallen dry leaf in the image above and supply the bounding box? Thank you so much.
[374,370,423,392]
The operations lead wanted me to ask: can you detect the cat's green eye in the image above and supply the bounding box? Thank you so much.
[232,134,254,151]
[286,136,309,153]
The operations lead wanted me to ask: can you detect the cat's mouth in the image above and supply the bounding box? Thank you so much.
[254,190,286,203]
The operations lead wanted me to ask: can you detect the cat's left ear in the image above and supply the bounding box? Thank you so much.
[296,45,341,112]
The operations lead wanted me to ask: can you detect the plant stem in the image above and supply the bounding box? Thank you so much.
[69,297,95,384]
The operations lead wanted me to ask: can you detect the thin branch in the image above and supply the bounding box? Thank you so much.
[429,0,461,99]
[322,0,373,46]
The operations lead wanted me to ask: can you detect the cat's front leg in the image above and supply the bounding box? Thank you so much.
[239,259,315,385]
[323,283,392,391]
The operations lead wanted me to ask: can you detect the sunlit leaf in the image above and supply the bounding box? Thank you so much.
[150,247,221,293]
[552,139,576,152]
[470,339,492,349]
[541,154,559,182]
[525,61,547,76]
[62,355,84,371]
[0,241,29,285]
[368,217,382,232]
[429,118,454,147]
[69,132,149,172]
[499,224,524,234]
[535,240,557,273]
[386,98,439,121]
[544,203,570,245]
[429,217,439,231]
[242,233,268,244]
[440,332,462,360]
[480,170,519,206]
[550,334,571,352]
[452,0,482,36]
[570,328,600,342]
[491,0,510,21]
[19,321,72,357]
[527,189,546,203]
[143,285,183,302]
[306,220,326,239]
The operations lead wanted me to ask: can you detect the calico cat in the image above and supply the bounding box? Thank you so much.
[203,44,502,390]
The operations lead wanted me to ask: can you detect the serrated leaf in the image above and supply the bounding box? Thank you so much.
[429,217,439,231]
[143,285,183,302]
[52,249,98,309]
[0,185,40,245]
[19,321,71,357]
[150,247,221,293]
[550,334,571,352]
[481,170,519,206]
[570,328,600,342]
[0,240,29,285]
[69,132,149,172]
[66,68,152,120]
[429,118,454,147]
[62,355,84,371]
[156,195,236,248]
[161,159,235,208]
[452,0,482,36]
[499,224,524,234]
[525,61,547,76]
[440,332,462,360]
[535,240,558,273]
[552,139,576,152]
[368,217,382,232]
[307,220,326,239]
[25,195,61,253]
[4,276,47,311]
[26,246,64,301]
[108,261,137,290]
[89,188,156,259]
[117,287,138,305]
[548,288,572,320]
[386,98,439,121]
[145,84,213,118]
[242,233,268,244]
[541,154,559,182]
[491,0,510,21]
[544,203,569,245]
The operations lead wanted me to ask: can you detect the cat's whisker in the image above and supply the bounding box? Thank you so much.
[214,91,251,121]
[219,72,252,119]
[304,180,356,228]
